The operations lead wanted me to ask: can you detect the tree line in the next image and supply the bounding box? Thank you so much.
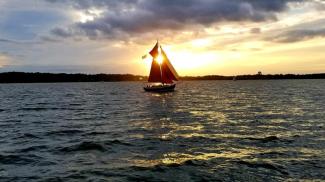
[0,72,324,83]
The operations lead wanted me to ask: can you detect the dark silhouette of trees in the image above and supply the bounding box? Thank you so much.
[0,72,324,83]
[181,73,325,81]
[0,72,145,83]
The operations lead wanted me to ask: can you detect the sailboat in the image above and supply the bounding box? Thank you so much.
[143,41,179,92]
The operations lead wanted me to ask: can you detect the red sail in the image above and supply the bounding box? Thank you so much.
[161,61,175,83]
[149,42,159,58]
[148,59,162,83]
[147,42,178,84]
[161,47,179,81]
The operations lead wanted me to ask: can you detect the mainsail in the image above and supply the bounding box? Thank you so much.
[147,42,179,84]
[148,58,162,82]
[160,47,179,81]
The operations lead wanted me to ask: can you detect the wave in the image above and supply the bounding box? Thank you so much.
[257,151,287,156]
[104,140,132,146]
[24,133,39,138]
[174,136,221,143]
[19,107,60,111]
[57,139,132,153]
[0,120,22,125]
[243,136,293,143]
[244,136,279,142]
[58,141,107,153]
[17,145,48,153]
[237,160,289,175]
[13,133,41,140]
[81,159,213,181]
[0,154,41,165]
[83,131,107,136]
[0,176,41,181]
[46,129,83,136]
[69,103,83,106]
[18,107,84,111]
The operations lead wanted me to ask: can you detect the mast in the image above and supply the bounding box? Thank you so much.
[157,42,163,84]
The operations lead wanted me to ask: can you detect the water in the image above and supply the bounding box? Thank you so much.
[0,80,324,181]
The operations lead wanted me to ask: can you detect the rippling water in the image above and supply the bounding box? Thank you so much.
[0,80,324,181]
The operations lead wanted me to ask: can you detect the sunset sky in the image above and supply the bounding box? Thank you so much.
[0,0,325,76]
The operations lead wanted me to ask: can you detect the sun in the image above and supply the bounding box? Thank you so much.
[156,54,164,64]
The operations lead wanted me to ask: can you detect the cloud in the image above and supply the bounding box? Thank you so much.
[270,28,325,42]
[313,0,325,11]
[250,28,261,34]
[45,0,138,10]
[47,0,302,40]
[0,38,19,44]
[0,9,68,41]
[51,28,73,38]
[265,18,325,43]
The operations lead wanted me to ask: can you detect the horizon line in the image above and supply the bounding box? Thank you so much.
[1,71,325,77]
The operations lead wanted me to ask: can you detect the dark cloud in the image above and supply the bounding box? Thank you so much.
[270,28,325,43]
[0,38,18,44]
[51,28,73,38]
[265,18,325,43]
[47,0,301,40]
[40,36,61,42]
[45,0,139,10]
[313,0,325,11]
[0,38,41,45]
[250,28,261,34]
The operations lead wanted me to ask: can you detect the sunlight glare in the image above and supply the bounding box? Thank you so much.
[156,54,164,64]
[191,39,211,48]
[168,50,221,75]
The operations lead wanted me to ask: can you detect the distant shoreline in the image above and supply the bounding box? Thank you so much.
[0,72,324,83]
